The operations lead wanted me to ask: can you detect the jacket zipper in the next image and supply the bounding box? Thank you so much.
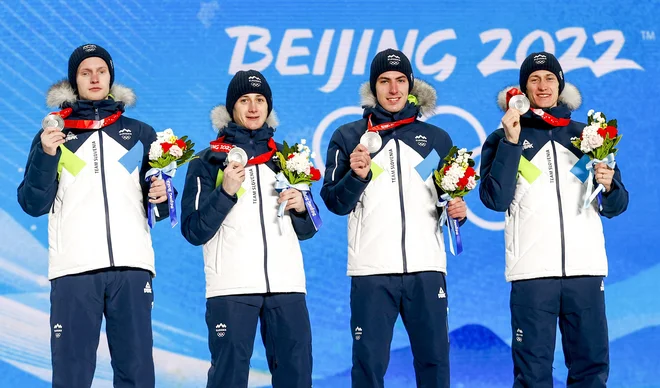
[549,130,566,276]
[97,107,115,266]
[394,139,408,273]
[255,167,270,292]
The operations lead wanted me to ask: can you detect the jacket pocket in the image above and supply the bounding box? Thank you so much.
[214,226,224,274]
[513,209,520,259]
[50,197,63,254]
[352,206,363,254]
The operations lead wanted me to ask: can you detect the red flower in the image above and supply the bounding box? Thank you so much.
[443,164,451,174]
[161,142,173,153]
[176,139,187,150]
[288,154,295,159]
[457,166,476,189]
[597,126,617,139]
[310,167,321,181]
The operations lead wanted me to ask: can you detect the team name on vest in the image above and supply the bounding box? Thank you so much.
[249,168,257,204]
[545,149,554,183]
[389,149,396,183]
[92,141,100,174]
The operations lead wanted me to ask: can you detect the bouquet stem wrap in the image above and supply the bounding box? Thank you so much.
[145,161,178,228]
[437,193,463,256]
[274,172,322,234]
[584,153,616,210]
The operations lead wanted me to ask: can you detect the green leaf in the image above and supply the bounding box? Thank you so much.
[282,141,291,156]
[607,119,617,127]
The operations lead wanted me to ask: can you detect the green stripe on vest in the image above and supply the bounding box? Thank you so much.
[370,161,384,181]
[57,145,86,179]
[518,156,541,184]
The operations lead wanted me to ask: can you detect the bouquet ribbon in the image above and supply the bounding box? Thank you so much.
[274,172,322,234]
[437,193,463,256]
[145,161,178,228]
[584,153,616,210]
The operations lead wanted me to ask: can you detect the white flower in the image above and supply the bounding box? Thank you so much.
[149,142,163,161]
[285,152,313,175]
[440,163,464,192]
[466,176,477,190]
[579,124,604,153]
[157,128,175,143]
[311,152,316,159]
[588,109,594,117]
[300,139,307,145]
[169,145,183,158]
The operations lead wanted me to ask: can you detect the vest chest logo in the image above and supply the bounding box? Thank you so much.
[119,128,132,140]
[415,134,427,147]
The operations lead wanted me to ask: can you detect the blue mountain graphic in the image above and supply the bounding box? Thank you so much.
[313,324,565,387]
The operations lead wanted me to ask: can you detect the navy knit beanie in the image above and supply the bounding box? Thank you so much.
[369,49,414,96]
[225,70,273,119]
[519,51,564,95]
[68,44,114,92]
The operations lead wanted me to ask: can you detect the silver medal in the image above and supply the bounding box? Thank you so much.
[42,114,64,131]
[226,147,248,167]
[508,94,530,115]
[360,131,382,153]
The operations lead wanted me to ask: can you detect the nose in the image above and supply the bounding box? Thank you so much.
[389,82,399,95]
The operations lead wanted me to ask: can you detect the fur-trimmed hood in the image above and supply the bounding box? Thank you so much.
[46,80,136,108]
[210,105,279,132]
[359,79,437,117]
[497,83,582,112]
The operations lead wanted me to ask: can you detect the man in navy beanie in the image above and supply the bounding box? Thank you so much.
[180,69,317,388]
[18,43,170,387]
[480,51,628,387]
[321,49,466,388]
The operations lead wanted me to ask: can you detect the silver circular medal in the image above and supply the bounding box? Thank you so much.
[227,147,248,167]
[360,132,382,154]
[508,94,530,114]
[42,114,64,131]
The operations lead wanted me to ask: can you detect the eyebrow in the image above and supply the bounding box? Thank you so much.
[79,66,108,72]
[378,76,407,81]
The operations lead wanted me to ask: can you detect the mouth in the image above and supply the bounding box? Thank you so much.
[89,87,102,92]
[386,97,401,104]
[536,93,552,99]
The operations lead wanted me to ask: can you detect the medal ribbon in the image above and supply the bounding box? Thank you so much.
[49,108,123,130]
[210,136,278,166]
[367,114,416,132]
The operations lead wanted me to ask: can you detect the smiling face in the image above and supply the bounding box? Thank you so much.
[375,71,410,113]
[232,93,268,130]
[525,70,560,109]
[76,57,111,101]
